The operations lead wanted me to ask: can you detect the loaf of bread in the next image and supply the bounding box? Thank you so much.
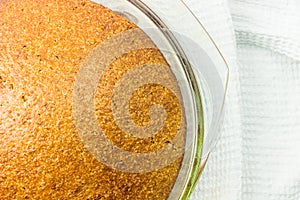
[0,0,185,199]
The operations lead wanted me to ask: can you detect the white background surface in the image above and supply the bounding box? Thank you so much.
[185,0,300,199]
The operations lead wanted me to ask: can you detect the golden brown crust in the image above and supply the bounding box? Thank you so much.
[0,0,185,199]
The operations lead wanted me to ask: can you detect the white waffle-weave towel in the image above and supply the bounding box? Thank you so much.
[186,0,300,199]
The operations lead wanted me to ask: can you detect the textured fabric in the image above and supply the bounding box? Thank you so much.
[232,1,300,200]
[185,0,300,199]
[238,45,300,200]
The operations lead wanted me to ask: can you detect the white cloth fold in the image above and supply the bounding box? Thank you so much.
[186,0,300,199]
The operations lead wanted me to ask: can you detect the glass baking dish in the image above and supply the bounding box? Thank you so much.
[94,0,229,198]
[0,0,228,199]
